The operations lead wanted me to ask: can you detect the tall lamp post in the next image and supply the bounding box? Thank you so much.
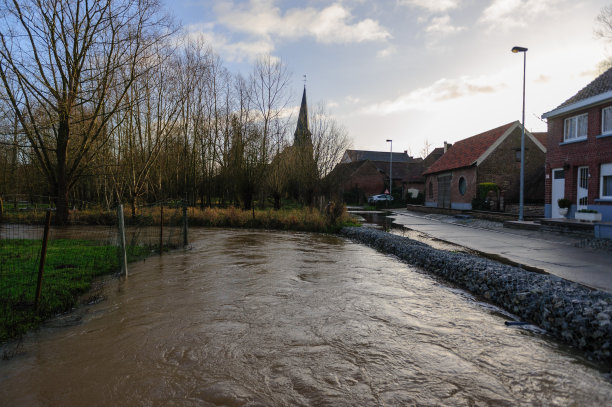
[386,139,392,196]
[512,46,528,221]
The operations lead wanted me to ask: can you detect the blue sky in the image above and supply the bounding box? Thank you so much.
[165,0,609,156]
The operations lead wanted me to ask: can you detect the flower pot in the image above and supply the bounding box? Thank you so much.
[575,212,602,222]
[558,208,568,218]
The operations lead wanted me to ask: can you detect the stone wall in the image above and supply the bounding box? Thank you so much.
[341,227,612,363]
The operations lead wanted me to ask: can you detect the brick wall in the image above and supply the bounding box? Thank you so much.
[545,101,612,207]
[478,126,546,203]
[450,167,477,205]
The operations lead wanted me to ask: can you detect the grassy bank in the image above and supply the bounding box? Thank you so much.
[0,239,149,342]
[1,205,359,232]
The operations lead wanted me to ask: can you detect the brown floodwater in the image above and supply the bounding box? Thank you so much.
[1,228,611,406]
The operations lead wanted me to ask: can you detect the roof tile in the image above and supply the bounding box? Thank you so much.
[423,122,517,175]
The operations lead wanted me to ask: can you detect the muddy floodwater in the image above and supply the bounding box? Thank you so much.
[1,229,611,406]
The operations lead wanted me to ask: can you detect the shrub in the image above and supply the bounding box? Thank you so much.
[557,198,572,209]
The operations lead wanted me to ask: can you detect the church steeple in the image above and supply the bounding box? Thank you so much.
[294,86,311,146]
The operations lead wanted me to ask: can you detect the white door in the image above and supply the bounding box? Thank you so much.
[577,166,589,211]
[551,168,565,218]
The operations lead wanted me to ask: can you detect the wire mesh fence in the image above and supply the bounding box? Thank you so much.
[0,196,188,341]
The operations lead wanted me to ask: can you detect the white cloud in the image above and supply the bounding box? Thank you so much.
[425,15,466,36]
[479,0,561,29]
[214,1,391,44]
[398,0,461,13]
[377,45,397,57]
[184,25,275,62]
[363,75,505,115]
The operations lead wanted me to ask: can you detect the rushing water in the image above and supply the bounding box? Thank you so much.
[1,229,611,406]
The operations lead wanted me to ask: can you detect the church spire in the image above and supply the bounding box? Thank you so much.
[294,85,311,145]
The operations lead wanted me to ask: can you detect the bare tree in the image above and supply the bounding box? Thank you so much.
[0,0,173,223]
[310,103,352,179]
[595,4,612,72]
[420,139,432,159]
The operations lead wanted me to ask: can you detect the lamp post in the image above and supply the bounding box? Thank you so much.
[512,46,527,221]
[386,139,392,196]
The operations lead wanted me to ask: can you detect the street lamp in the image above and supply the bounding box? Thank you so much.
[512,46,527,221]
[386,139,392,196]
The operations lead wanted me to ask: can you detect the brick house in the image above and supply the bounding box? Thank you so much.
[423,121,546,210]
[325,149,438,203]
[541,68,612,223]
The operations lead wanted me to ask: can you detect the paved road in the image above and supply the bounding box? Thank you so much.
[388,209,612,293]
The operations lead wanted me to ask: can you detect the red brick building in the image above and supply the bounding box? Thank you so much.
[325,149,437,203]
[423,121,546,210]
[542,67,612,226]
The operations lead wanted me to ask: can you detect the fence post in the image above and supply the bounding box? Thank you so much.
[34,210,52,311]
[182,203,188,247]
[117,203,128,277]
[159,205,164,254]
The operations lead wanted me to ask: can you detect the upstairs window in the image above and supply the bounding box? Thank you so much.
[564,113,588,142]
[602,106,612,135]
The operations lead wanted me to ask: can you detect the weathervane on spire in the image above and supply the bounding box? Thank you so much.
[303,74,307,88]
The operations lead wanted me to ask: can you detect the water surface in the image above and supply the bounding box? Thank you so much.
[1,229,610,406]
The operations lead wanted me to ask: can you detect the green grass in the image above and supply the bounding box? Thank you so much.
[0,239,149,342]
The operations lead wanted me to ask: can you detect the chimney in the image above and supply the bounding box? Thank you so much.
[443,141,448,153]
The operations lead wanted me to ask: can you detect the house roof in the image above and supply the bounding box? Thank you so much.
[342,149,414,163]
[542,67,612,118]
[423,122,518,175]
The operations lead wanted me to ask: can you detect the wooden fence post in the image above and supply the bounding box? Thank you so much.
[182,203,188,247]
[159,205,164,254]
[34,210,52,310]
[117,204,128,277]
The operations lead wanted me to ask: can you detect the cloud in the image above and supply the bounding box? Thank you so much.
[184,25,275,62]
[425,15,466,36]
[398,0,461,13]
[377,45,397,57]
[479,0,560,29]
[214,1,391,44]
[363,76,503,115]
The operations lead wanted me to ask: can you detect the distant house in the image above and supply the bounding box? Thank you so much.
[326,149,430,203]
[542,68,612,226]
[423,121,547,210]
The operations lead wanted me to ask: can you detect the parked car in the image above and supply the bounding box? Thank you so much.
[368,194,394,204]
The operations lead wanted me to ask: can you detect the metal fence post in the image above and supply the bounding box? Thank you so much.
[182,203,188,247]
[35,210,52,310]
[117,203,128,277]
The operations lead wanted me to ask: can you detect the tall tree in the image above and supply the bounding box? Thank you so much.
[0,0,172,223]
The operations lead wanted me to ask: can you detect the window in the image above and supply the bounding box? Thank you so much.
[601,163,612,199]
[428,181,433,198]
[564,113,588,142]
[602,106,612,135]
[458,177,467,196]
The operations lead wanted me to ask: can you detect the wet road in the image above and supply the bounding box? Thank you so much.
[1,229,611,406]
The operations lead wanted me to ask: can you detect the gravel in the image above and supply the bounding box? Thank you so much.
[341,226,612,364]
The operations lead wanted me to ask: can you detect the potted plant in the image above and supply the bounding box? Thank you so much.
[557,198,571,218]
[575,209,602,222]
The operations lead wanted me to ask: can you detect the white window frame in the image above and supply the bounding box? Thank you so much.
[602,106,612,135]
[601,163,612,200]
[564,113,588,142]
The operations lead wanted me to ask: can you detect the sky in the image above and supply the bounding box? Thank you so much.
[164,0,610,157]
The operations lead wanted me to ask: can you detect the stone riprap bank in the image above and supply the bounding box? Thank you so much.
[341,227,612,363]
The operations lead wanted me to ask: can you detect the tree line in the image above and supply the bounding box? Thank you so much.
[0,0,351,223]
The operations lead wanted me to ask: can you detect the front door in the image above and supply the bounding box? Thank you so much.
[551,168,565,218]
[437,174,451,209]
[577,166,589,211]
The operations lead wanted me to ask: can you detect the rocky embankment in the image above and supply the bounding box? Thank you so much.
[340,227,612,363]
